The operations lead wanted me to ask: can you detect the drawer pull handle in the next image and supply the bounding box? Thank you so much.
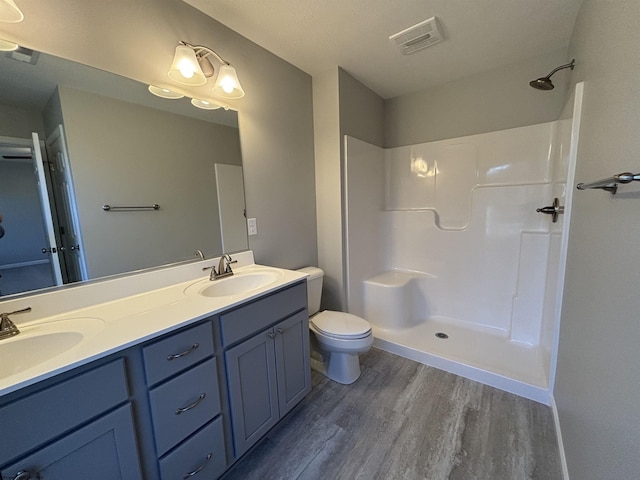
[183,452,213,479]
[12,471,38,480]
[167,343,199,361]
[175,393,206,415]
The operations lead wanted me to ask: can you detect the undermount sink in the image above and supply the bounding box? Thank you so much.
[0,317,105,379]
[184,268,283,298]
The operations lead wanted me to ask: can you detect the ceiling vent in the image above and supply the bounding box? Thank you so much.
[6,46,39,65]
[389,17,444,55]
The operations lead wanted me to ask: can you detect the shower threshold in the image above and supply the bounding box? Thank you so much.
[372,317,551,404]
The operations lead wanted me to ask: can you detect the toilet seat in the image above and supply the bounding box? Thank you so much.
[311,311,372,340]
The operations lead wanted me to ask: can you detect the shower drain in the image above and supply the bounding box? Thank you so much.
[435,332,449,339]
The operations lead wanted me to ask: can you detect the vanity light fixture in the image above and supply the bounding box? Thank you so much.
[148,85,184,99]
[167,41,245,99]
[0,0,23,23]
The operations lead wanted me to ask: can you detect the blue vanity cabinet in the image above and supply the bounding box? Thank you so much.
[1,404,141,480]
[221,282,311,458]
[0,359,143,480]
[142,321,227,480]
[0,280,310,480]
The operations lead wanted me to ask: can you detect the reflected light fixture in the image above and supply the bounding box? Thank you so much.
[148,85,184,99]
[190,98,222,110]
[0,0,24,23]
[0,38,18,51]
[167,41,245,99]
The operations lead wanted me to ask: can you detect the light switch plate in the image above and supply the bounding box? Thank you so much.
[247,218,257,236]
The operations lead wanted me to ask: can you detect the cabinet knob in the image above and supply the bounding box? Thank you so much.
[266,331,275,339]
[276,328,284,335]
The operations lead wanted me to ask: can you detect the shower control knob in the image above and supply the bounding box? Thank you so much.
[536,197,564,223]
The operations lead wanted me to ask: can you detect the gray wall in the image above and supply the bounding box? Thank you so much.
[312,69,342,310]
[0,102,45,139]
[385,49,570,147]
[313,68,384,310]
[55,86,242,278]
[339,69,385,148]
[0,161,48,265]
[555,1,640,478]
[0,0,317,271]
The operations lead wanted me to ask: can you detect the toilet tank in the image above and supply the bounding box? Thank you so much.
[297,267,324,315]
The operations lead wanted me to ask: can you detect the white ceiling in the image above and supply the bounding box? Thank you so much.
[184,0,583,99]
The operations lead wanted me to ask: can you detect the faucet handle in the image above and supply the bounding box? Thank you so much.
[0,307,32,320]
[224,254,238,273]
[0,307,29,339]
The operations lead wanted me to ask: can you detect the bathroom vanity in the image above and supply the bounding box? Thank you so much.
[0,253,310,480]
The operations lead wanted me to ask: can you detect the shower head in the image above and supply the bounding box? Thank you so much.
[529,59,575,90]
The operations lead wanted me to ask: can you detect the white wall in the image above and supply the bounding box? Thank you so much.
[555,1,640,478]
[0,0,317,271]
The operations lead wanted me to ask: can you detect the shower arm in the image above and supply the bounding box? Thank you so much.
[543,60,575,80]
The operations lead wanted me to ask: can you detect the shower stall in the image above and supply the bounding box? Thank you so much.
[344,83,584,404]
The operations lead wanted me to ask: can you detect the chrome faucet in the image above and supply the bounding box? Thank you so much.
[203,254,238,280]
[0,307,31,340]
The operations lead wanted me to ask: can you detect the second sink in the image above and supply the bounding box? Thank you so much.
[184,268,283,298]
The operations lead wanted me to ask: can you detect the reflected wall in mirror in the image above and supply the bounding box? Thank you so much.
[0,48,248,298]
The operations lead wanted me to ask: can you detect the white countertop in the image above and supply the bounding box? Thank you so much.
[0,252,308,397]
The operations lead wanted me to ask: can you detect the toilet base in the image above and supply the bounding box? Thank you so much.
[311,350,362,385]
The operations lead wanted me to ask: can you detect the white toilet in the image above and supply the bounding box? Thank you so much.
[298,267,373,384]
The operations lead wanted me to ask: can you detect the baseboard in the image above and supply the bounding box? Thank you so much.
[551,396,570,480]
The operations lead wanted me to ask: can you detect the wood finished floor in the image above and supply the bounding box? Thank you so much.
[222,348,562,480]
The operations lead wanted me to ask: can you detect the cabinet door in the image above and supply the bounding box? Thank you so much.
[225,329,279,457]
[274,311,312,417]
[1,404,142,480]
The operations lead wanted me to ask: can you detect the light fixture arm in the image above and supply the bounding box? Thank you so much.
[543,59,575,80]
[179,41,230,66]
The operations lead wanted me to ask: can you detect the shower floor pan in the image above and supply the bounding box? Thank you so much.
[372,316,550,405]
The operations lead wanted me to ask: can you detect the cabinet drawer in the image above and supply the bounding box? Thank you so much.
[220,282,307,346]
[143,321,214,386]
[159,417,226,480]
[149,358,221,456]
[0,359,128,465]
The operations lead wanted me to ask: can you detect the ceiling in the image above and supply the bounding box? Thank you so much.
[184,0,583,99]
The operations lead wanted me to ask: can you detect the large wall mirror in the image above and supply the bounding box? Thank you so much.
[0,47,248,298]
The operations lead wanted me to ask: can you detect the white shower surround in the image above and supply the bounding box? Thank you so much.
[344,85,582,404]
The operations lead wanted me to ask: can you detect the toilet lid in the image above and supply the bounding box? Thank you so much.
[311,311,371,339]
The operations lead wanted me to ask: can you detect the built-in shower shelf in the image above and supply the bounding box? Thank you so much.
[577,172,640,194]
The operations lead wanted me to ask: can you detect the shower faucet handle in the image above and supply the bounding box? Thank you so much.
[536,197,564,223]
